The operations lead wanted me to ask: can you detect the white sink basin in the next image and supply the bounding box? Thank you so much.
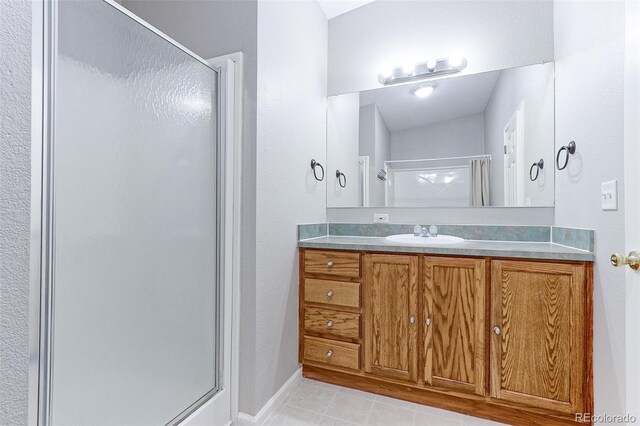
[385,234,465,245]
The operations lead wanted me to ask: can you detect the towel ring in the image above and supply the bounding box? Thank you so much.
[556,141,576,171]
[336,170,346,188]
[529,159,544,181]
[310,159,324,181]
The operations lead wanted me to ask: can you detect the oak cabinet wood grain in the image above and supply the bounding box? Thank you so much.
[304,307,361,339]
[490,260,586,414]
[304,336,360,371]
[304,278,360,308]
[363,254,419,382]
[299,248,593,425]
[304,250,360,278]
[423,257,486,396]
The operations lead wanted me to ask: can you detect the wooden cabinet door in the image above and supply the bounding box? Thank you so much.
[491,260,586,414]
[364,254,419,382]
[423,257,486,395]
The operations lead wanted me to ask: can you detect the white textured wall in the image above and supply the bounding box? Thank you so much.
[255,0,327,415]
[0,0,31,424]
[328,0,554,95]
[327,93,360,206]
[119,0,261,413]
[390,113,485,160]
[554,0,626,417]
[484,64,555,206]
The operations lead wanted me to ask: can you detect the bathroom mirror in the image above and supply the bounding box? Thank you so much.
[326,62,555,208]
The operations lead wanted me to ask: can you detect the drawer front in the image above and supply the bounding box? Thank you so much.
[304,279,360,308]
[304,307,360,339]
[304,336,360,370]
[304,250,360,278]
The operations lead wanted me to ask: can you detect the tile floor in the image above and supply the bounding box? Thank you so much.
[260,378,506,426]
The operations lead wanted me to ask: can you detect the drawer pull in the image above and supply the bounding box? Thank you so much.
[425,317,432,326]
[326,350,333,358]
[327,261,334,267]
[493,326,501,335]
[409,316,416,324]
[326,320,333,327]
[326,290,334,297]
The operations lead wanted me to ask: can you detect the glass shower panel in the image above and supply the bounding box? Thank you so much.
[50,1,218,424]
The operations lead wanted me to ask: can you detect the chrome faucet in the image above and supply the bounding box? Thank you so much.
[414,225,438,237]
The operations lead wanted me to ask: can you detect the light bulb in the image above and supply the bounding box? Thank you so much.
[426,59,437,71]
[380,68,393,79]
[448,54,464,68]
[402,64,415,75]
[412,85,434,98]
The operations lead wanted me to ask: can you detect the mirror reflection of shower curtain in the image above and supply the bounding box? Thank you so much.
[45,1,219,425]
[470,158,491,206]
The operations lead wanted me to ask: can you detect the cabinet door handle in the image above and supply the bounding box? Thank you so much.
[425,317,432,326]
[493,326,501,335]
[326,320,333,327]
[327,261,334,267]
[409,316,416,324]
[326,350,333,358]
[326,290,333,297]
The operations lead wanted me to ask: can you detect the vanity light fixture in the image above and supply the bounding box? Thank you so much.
[411,84,435,98]
[378,55,467,86]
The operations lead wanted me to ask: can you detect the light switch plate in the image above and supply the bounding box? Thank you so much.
[601,180,618,211]
[373,213,390,223]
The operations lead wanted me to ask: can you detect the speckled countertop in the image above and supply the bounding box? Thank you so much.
[298,235,595,262]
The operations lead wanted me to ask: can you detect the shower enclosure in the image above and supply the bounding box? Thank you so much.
[32,1,223,424]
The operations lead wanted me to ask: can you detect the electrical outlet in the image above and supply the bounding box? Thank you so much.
[601,180,618,211]
[373,213,389,223]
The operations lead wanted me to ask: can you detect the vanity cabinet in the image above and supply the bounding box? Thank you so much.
[423,257,486,396]
[490,260,587,414]
[363,254,419,382]
[299,248,593,425]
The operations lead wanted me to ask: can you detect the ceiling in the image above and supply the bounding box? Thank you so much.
[316,0,376,19]
[358,71,501,132]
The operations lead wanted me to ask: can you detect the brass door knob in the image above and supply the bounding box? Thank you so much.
[611,251,640,270]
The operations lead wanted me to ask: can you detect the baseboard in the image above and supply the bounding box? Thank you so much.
[236,368,302,424]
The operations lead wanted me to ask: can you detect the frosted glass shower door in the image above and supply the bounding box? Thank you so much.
[48,1,219,424]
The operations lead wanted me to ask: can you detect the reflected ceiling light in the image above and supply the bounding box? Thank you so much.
[411,84,435,98]
[378,56,467,86]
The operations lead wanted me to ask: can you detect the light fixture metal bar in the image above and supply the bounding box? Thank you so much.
[378,57,467,86]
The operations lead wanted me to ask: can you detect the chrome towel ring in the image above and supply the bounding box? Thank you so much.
[529,159,544,181]
[336,170,346,188]
[556,141,576,170]
[310,159,324,181]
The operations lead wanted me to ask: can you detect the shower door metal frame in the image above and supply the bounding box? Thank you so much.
[28,1,228,424]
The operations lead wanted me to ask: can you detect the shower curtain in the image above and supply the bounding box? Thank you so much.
[470,158,491,206]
